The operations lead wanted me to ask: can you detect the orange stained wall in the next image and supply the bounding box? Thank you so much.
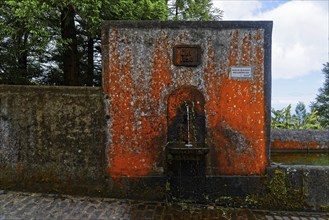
[102,21,272,178]
[204,30,268,175]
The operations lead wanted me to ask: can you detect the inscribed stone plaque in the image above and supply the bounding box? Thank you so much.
[173,45,201,66]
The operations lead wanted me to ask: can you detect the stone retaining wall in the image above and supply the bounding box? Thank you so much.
[267,165,329,211]
[0,85,107,195]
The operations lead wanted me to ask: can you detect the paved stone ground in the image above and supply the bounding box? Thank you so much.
[0,190,328,220]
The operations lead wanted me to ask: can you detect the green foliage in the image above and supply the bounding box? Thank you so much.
[271,104,294,129]
[311,62,329,128]
[0,0,170,85]
[168,0,223,21]
[134,0,168,20]
[0,0,56,84]
[1,0,222,85]
[271,102,322,129]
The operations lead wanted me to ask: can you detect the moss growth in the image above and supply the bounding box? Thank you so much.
[129,185,166,201]
[271,152,329,166]
[255,169,305,210]
[319,205,329,212]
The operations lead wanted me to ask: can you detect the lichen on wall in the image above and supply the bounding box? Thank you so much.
[102,21,272,177]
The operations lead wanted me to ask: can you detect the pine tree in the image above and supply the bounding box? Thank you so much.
[311,62,329,128]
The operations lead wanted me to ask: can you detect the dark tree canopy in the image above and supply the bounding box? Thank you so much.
[0,0,222,86]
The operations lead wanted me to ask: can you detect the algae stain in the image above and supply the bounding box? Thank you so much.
[256,169,304,210]
[271,152,329,166]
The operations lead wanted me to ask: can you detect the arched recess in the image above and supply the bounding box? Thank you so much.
[167,86,206,145]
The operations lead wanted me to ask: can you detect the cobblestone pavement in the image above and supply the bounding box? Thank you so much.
[1,190,328,220]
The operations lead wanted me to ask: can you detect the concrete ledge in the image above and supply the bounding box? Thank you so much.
[102,20,273,30]
[104,176,266,205]
[271,129,329,151]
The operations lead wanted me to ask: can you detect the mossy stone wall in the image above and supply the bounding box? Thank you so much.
[0,85,107,195]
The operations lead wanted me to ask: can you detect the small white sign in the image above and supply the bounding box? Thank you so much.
[230,67,253,80]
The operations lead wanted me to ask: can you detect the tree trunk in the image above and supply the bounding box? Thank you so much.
[61,4,79,86]
[87,36,94,86]
[16,30,29,84]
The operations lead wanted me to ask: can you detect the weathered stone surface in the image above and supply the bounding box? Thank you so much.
[267,165,329,211]
[303,166,329,210]
[102,21,272,177]
[0,85,107,195]
[271,129,329,151]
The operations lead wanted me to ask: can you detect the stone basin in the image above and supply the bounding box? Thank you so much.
[166,142,209,160]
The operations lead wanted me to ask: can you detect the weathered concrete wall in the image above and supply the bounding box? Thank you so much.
[0,85,107,195]
[102,21,272,177]
[272,129,329,151]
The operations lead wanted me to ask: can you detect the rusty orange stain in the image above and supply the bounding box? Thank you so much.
[167,87,205,127]
[104,27,269,178]
[229,30,239,66]
[205,29,267,175]
[175,48,182,64]
[150,35,172,111]
[106,33,171,178]
[241,33,251,66]
[106,29,141,177]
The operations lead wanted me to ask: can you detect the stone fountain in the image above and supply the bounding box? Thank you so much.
[102,20,272,202]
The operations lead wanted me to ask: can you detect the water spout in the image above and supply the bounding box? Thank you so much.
[185,101,193,148]
[167,89,206,146]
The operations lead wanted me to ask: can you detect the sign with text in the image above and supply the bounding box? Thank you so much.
[173,45,201,67]
[230,67,253,80]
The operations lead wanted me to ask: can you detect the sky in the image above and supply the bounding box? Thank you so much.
[212,0,329,111]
